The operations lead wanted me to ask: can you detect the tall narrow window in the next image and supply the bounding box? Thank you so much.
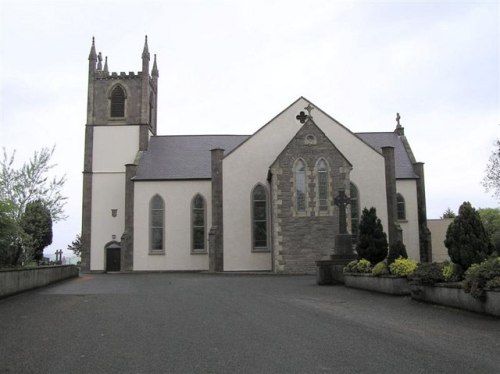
[295,160,306,212]
[252,184,268,250]
[350,183,359,243]
[397,193,406,220]
[317,159,329,211]
[150,195,164,252]
[110,85,125,117]
[192,194,206,253]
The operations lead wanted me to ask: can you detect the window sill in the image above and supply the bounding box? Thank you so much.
[149,250,165,255]
[252,248,271,253]
[191,251,207,255]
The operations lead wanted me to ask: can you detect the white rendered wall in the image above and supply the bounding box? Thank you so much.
[396,179,420,261]
[93,126,140,171]
[134,180,211,271]
[223,97,388,271]
[90,173,125,270]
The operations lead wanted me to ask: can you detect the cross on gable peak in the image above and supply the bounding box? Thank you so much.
[296,104,315,124]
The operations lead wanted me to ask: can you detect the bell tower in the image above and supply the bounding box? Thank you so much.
[81,36,159,272]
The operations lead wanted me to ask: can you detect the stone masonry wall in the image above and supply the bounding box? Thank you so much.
[271,119,352,273]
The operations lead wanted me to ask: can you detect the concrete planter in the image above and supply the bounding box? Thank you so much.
[344,273,410,295]
[410,283,500,318]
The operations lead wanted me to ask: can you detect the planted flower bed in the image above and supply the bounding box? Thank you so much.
[410,282,500,317]
[343,257,416,296]
[409,258,500,318]
[344,273,410,295]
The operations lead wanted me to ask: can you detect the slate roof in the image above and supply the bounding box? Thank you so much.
[134,135,249,180]
[356,132,419,179]
[134,132,418,181]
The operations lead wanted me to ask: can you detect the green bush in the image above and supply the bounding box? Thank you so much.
[442,261,463,282]
[387,241,408,265]
[485,276,500,289]
[344,260,358,273]
[445,202,494,271]
[463,257,500,300]
[411,262,444,285]
[355,207,388,265]
[343,259,372,274]
[389,257,417,277]
[372,261,389,276]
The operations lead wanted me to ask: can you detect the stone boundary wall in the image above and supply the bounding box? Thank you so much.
[0,265,79,299]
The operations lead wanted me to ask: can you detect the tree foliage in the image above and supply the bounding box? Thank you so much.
[67,234,82,257]
[482,139,500,202]
[478,207,500,252]
[355,207,388,264]
[0,146,67,222]
[19,200,53,263]
[387,240,408,265]
[0,201,18,267]
[440,208,456,219]
[445,202,494,271]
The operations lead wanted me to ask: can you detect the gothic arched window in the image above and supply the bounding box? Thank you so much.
[191,194,206,253]
[110,85,125,117]
[252,184,268,250]
[316,159,329,211]
[397,193,406,220]
[150,195,164,252]
[295,160,307,212]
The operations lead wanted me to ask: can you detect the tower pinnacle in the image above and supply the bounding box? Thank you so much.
[152,54,159,77]
[142,35,150,60]
[88,37,97,61]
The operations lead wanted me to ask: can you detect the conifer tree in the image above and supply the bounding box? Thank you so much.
[356,207,388,264]
[20,200,52,264]
[445,201,494,271]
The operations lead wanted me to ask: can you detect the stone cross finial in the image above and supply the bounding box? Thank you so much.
[334,190,351,234]
[305,103,315,118]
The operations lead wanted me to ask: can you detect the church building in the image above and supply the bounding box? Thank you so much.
[81,37,431,273]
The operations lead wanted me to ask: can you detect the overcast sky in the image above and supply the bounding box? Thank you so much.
[1,0,499,259]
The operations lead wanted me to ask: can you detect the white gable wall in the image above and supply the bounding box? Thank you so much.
[223,98,389,271]
[396,179,420,261]
[311,108,388,228]
[133,180,211,271]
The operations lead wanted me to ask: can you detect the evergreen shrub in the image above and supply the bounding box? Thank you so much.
[445,202,494,271]
[463,257,500,300]
[441,261,463,282]
[356,207,388,265]
[387,241,408,265]
[411,262,444,285]
[343,259,372,274]
[372,261,389,276]
[389,257,417,277]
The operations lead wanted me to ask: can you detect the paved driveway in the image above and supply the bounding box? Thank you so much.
[0,273,499,373]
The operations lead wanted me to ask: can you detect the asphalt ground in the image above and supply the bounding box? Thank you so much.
[0,273,499,374]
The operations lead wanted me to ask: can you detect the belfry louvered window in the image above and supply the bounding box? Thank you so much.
[110,86,125,117]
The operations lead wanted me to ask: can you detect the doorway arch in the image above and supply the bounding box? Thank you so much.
[105,241,121,272]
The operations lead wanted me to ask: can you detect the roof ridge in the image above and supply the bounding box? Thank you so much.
[152,134,250,138]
